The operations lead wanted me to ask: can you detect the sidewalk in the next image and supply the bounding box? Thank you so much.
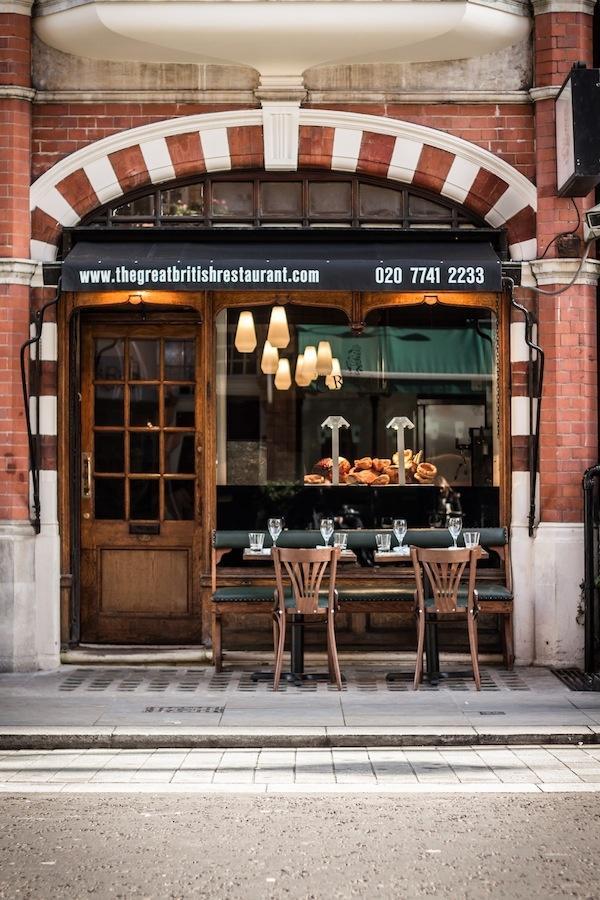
[2,656,600,749]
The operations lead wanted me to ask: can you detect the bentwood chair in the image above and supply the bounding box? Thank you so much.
[411,546,480,691]
[271,547,342,691]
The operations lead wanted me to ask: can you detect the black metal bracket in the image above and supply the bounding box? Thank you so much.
[19,280,61,534]
[504,277,545,537]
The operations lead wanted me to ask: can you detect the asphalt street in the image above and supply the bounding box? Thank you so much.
[2,793,599,899]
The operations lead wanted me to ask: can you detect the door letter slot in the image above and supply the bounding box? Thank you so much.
[129,523,160,535]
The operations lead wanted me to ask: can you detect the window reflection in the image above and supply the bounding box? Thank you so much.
[216,305,498,497]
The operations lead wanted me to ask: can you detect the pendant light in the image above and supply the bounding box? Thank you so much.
[234,311,257,353]
[260,340,279,375]
[316,340,334,376]
[301,345,317,381]
[274,358,292,390]
[326,358,343,390]
[295,354,312,387]
[267,306,290,349]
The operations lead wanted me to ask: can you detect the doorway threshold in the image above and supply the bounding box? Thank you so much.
[61,644,212,667]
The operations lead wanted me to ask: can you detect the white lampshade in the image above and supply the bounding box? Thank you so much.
[267,306,290,349]
[316,341,334,376]
[260,340,279,375]
[301,345,317,381]
[274,358,292,390]
[234,311,257,353]
[326,358,343,390]
[295,354,312,387]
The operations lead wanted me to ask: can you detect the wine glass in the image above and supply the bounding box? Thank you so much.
[320,517,334,547]
[392,518,407,551]
[268,517,283,547]
[447,515,462,549]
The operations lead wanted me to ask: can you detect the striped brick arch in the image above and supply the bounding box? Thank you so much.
[30,109,537,263]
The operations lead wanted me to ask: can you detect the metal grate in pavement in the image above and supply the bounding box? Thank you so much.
[551,667,600,692]
[57,665,532,693]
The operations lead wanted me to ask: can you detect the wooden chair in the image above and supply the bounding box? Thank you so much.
[271,547,342,691]
[411,547,480,691]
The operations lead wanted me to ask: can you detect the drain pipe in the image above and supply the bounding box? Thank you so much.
[503,277,545,537]
[19,281,61,534]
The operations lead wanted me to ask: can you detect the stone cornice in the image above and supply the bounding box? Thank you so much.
[532,0,595,13]
[309,90,531,105]
[34,89,256,105]
[523,258,600,287]
[0,258,42,286]
[0,0,33,13]
[32,89,533,106]
[529,86,561,103]
[0,86,35,102]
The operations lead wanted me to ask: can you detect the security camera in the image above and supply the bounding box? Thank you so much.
[584,202,600,240]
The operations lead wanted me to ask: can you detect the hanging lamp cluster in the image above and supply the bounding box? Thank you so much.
[234,307,342,391]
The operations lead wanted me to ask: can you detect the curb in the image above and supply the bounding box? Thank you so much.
[1,728,598,750]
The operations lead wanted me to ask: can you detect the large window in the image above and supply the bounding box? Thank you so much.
[216,302,500,528]
[84,174,485,230]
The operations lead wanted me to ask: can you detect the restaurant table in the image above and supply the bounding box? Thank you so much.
[244,546,356,684]
[375,545,488,684]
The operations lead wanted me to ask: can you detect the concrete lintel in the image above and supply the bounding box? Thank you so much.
[524,258,600,287]
[529,85,561,103]
[532,0,595,14]
[0,258,42,286]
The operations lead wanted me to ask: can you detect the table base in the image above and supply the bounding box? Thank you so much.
[250,670,345,685]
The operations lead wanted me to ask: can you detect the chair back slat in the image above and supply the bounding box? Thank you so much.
[272,547,338,615]
[411,547,478,614]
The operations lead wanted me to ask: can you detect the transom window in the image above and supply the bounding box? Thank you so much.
[84,174,485,230]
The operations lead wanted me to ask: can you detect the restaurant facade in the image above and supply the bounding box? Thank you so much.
[0,0,597,670]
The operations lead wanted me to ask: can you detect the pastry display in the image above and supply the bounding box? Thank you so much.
[311,457,351,482]
[305,448,437,485]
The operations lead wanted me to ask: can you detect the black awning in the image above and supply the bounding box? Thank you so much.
[61,239,502,293]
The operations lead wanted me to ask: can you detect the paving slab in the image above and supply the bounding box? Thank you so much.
[1,663,600,748]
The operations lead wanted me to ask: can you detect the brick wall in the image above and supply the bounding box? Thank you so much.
[533,8,597,522]
[32,101,535,181]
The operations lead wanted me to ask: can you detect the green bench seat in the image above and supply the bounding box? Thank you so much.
[210,527,513,671]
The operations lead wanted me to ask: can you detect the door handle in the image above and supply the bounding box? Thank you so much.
[82,452,92,499]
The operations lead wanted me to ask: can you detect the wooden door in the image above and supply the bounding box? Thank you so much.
[80,322,203,643]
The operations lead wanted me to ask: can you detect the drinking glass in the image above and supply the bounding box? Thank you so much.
[268,517,283,547]
[376,533,391,552]
[248,532,265,552]
[447,516,462,549]
[464,530,480,548]
[333,532,348,550]
[320,517,334,547]
[392,518,407,551]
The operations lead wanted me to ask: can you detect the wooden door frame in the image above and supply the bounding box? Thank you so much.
[58,291,206,646]
[58,288,510,647]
